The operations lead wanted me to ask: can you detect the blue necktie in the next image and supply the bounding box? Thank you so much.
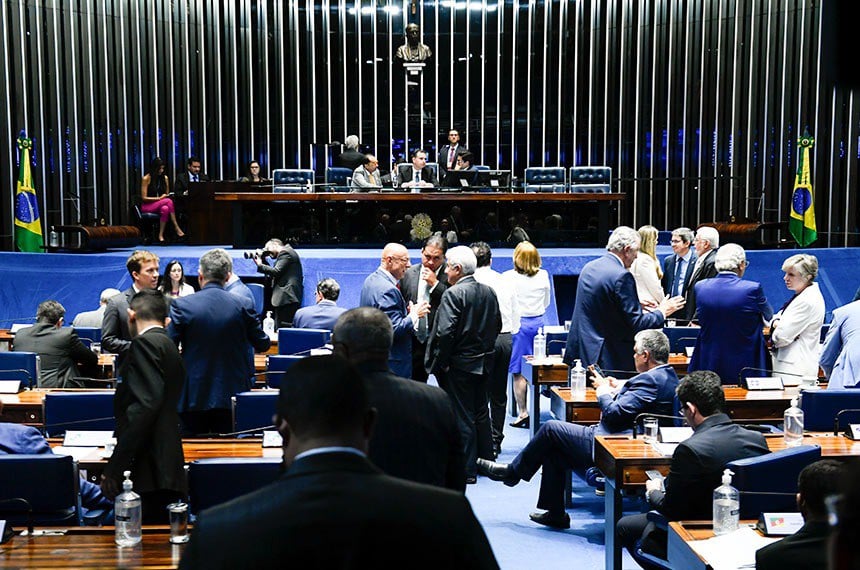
[671,257,684,297]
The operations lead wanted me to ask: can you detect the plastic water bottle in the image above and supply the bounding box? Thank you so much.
[263,311,276,336]
[712,469,739,536]
[783,396,804,447]
[569,359,586,398]
[49,226,59,248]
[532,327,546,363]
[114,470,142,546]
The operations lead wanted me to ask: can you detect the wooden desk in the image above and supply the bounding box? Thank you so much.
[0,389,47,424]
[0,329,13,351]
[0,526,185,568]
[595,432,860,570]
[520,357,569,438]
[549,385,796,425]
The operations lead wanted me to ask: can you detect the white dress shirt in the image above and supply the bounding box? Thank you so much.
[474,266,520,334]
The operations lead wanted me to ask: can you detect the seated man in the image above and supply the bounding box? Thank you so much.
[617,370,770,563]
[443,150,478,188]
[478,329,680,529]
[396,149,437,189]
[350,155,382,191]
[292,278,347,331]
[756,459,843,570]
[71,288,121,327]
[13,300,97,388]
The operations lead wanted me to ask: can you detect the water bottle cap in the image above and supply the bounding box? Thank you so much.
[722,468,734,485]
[791,397,799,408]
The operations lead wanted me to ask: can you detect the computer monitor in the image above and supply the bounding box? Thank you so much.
[443,169,479,189]
[476,170,512,189]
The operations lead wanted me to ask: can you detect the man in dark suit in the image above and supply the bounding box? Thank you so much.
[360,243,429,378]
[661,227,697,305]
[426,246,501,483]
[617,371,770,561]
[396,148,437,189]
[756,459,842,570]
[478,330,680,529]
[332,307,465,491]
[252,238,303,328]
[179,355,499,570]
[563,226,684,372]
[438,129,466,179]
[684,225,720,321]
[100,290,187,523]
[101,250,160,363]
[338,134,366,172]
[398,236,448,382]
[688,244,773,384]
[224,272,256,310]
[12,300,97,388]
[169,249,271,435]
[292,278,347,331]
[173,156,209,198]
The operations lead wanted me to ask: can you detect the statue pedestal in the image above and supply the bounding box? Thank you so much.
[402,62,426,76]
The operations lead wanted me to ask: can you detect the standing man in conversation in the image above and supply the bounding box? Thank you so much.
[102,250,160,364]
[564,226,684,373]
[661,227,697,320]
[399,236,449,382]
[684,226,720,321]
[252,238,303,329]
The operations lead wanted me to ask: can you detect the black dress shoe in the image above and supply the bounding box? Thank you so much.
[476,458,520,487]
[529,510,571,530]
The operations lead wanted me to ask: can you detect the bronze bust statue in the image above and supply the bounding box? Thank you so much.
[395,23,432,62]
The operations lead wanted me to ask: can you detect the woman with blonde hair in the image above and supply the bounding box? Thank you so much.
[503,241,551,427]
[629,225,665,308]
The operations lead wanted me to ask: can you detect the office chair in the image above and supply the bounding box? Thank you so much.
[232,391,279,435]
[187,458,283,516]
[277,327,330,356]
[43,391,115,437]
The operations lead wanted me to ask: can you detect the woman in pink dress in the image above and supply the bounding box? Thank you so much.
[141,157,185,243]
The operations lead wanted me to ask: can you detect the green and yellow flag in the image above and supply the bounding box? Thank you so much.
[14,134,43,252]
[789,130,817,247]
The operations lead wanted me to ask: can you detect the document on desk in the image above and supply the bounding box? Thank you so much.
[688,526,779,570]
[52,446,103,462]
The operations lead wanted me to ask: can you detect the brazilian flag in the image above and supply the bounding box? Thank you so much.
[789,131,817,247]
[14,134,44,252]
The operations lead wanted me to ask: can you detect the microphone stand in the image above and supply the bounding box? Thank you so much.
[833,408,860,437]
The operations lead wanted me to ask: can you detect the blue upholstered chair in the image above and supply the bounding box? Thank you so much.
[132,195,160,244]
[569,166,612,193]
[0,352,40,389]
[800,389,860,431]
[272,169,315,193]
[523,167,566,193]
[325,166,353,190]
[266,355,305,389]
[0,454,80,525]
[277,327,330,356]
[72,326,102,344]
[187,458,283,516]
[43,391,115,436]
[232,391,279,434]
[247,283,265,316]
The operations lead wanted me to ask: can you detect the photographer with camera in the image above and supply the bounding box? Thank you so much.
[252,239,304,328]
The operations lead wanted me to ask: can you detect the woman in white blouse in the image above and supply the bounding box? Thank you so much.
[629,225,665,308]
[503,241,551,428]
[769,254,825,378]
[159,259,196,298]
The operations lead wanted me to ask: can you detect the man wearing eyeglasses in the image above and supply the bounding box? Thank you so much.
[661,227,697,320]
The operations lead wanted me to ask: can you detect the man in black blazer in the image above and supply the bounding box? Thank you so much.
[684,226,720,321]
[101,250,160,363]
[332,307,466,491]
[253,238,304,328]
[13,300,96,388]
[756,459,842,570]
[100,290,186,523]
[426,246,501,482]
[173,156,209,198]
[398,236,449,382]
[661,227,697,301]
[617,370,769,561]
[396,148,437,189]
[338,134,366,172]
[438,128,466,179]
[179,355,498,570]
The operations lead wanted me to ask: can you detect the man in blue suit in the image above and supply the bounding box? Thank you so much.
[563,226,685,373]
[478,330,680,529]
[661,227,697,301]
[359,243,428,378]
[819,299,860,389]
[293,278,347,331]
[688,243,773,384]
[169,249,271,435]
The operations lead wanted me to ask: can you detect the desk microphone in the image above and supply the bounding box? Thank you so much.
[631,413,685,439]
[738,367,803,387]
[216,425,277,438]
[833,409,860,437]
[0,497,33,539]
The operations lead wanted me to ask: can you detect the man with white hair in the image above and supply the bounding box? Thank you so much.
[564,226,685,372]
[684,225,720,321]
[426,246,501,483]
[338,134,365,171]
[688,243,773,384]
[71,288,121,328]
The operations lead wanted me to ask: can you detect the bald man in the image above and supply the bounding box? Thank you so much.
[359,243,429,378]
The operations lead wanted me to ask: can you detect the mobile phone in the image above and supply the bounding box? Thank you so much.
[589,364,605,378]
[645,470,664,481]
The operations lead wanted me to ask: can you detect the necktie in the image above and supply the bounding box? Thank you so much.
[671,257,684,297]
[448,146,456,167]
[192,174,198,182]
[414,170,420,184]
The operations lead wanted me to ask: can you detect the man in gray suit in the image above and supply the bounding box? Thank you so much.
[350,155,383,191]
[71,288,121,328]
[13,300,97,388]
[101,250,160,362]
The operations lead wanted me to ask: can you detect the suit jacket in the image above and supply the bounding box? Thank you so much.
[104,327,186,495]
[71,305,106,328]
[350,165,382,190]
[438,143,463,174]
[399,263,449,336]
[338,149,367,172]
[174,170,210,197]
[820,299,860,389]
[649,413,769,520]
[179,452,498,570]
[101,286,135,359]
[684,249,718,321]
[169,283,271,412]
[563,254,665,372]
[595,364,680,435]
[770,283,825,378]
[688,273,773,384]
[426,276,501,376]
[755,520,829,570]
[629,252,665,306]
[292,300,346,331]
[224,278,256,312]
[396,164,437,187]
[12,323,97,388]
[660,251,697,298]
[359,361,466,491]
[256,247,303,307]
[360,267,415,378]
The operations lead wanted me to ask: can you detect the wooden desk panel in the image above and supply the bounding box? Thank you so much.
[214,191,625,203]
